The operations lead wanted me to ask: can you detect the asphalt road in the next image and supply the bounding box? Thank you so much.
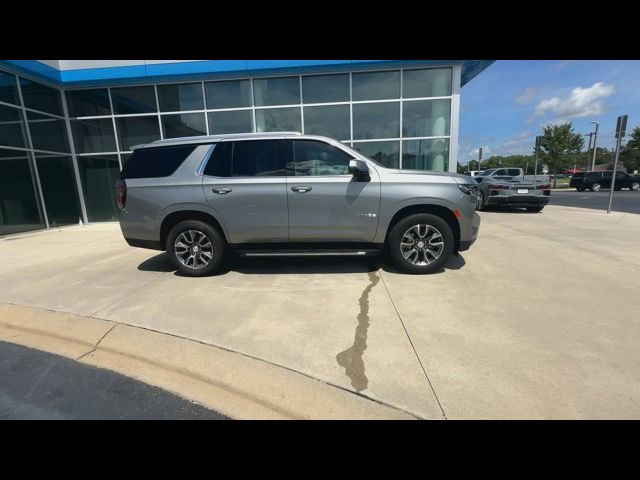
[549,189,640,214]
[0,341,228,420]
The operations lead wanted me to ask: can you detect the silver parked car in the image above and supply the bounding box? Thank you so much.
[116,132,481,276]
[474,168,550,212]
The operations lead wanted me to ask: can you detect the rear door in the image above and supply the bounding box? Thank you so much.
[201,140,289,243]
[285,139,380,242]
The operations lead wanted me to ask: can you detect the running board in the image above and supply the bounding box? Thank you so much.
[236,249,380,257]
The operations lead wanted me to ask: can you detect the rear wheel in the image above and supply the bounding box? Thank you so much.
[591,183,601,192]
[576,187,584,192]
[166,220,226,277]
[526,206,544,213]
[387,213,454,274]
[631,181,640,191]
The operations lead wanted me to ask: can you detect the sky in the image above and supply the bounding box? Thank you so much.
[459,60,640,165]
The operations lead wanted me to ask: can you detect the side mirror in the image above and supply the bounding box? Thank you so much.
[349,159,370,182]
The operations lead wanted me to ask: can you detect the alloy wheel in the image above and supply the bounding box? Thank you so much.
[174,230,214,270]
[400,224,445,266]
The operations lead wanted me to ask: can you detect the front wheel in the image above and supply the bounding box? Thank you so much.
[166,220,226,277]
[387,213,454,274]
[631,181,640,191]
[591,183,601,192]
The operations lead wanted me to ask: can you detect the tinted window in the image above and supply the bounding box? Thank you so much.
[508,169,521,176]
[66,89,111,117]
[19,78,63,115]
[572,172,584,178]
[302,74,350,103]
[303,105,350,140]
[353,102,400,139]
[403,68,452,98]
[111,86,157,114]
[253,77,300,106]
[293,140,352,176]
[121,145,196,179]
[161,113,206,138]
[27,112,70,153]
[352,71,400,101]
[157,83,204,111]
[354,141,399,169]
[494,169,508,176]
[205,80,251,109]
[0,71,20,105]
[71,118,117,153]
[116,116,160,150]
[255,107,301,132]
[0,104,27,149]
[203,142,232,177]
[232,140,286,177]
[586,172,600,179]
[208,110,253,134]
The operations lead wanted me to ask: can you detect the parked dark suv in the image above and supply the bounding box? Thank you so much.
[569,172,586,190]
[579,171,640,192]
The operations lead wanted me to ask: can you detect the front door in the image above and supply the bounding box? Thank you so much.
[285,139,380,242]
[201,140,289,243]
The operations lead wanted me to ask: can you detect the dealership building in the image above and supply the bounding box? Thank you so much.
[0,59,492,236]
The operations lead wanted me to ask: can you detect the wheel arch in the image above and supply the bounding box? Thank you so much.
[385,204,461,252]
[160,210,228,249]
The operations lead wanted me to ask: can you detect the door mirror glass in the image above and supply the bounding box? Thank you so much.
[349,159,370,181]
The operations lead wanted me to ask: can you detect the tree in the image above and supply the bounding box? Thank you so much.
[620,126,640,173]
[539,123,584,186]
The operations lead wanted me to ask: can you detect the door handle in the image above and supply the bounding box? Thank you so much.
[212,188,232,194]
[291,186,312,193]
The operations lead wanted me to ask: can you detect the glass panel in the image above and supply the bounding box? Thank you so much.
[70,118,117,153]
[157,83,204,112]
[353,102,400,139]
[402,99,451,137]
[255,107,301,132]
[208,110,253,134]
[35,155,82,226]
[122,145,197,179]
[0,71,20,105]
[352,71,400,101]
[77,155,120,222]
[203,142,232,177]
[28,112,70,153]
[303,105,350,140]
[0,104,27,149]
[205,79,251,109]
[115,116,160,151]
[0,149,44,235]
[161,113,206,138]
[253,77,300,106]
[111,86,157,114]
[232,140,286,177]
[403,68,452,98]
[293,140,353,176]
[302,74,349,103]
[402,139,450,171]
[353,141,400,169]
[19,78,63,115]
[66,89,111,117]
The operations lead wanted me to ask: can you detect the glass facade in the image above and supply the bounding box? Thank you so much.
[0,65,456,236]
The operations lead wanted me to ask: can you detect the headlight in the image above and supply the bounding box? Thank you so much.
[458,184,479,195]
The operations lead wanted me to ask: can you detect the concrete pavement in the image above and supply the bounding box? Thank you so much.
[1,205,639,419]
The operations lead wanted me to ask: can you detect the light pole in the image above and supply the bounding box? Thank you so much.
[591,121,600,171]
[478,147,483,171]
[584,132,594,173]
[607,115,627,214]
[534,135,543,184]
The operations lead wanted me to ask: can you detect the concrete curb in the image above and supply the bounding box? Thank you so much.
[0,303,418,420]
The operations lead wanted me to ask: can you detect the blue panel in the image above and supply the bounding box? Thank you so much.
[61,64,148,82]
[0,60,61,83]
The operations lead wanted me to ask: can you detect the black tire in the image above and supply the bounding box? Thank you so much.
[387,213,454,274]
[631,181,640,192]
[166,220,226,277]
[591,183,601,192]
[576,187,584,192]
[526,206,544,213]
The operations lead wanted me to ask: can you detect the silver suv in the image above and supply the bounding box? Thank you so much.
[116,132,481,276]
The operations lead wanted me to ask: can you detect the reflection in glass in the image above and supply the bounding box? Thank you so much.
[208,110,253,134]
[0,149,44,235]
[352,71,400,101]
[402,139,449,171]
[66,89,112,117]
[71,119,117,153]
[0,104,27,149]
[353,141,400,169]
[205,80,251,109]
[403,68,452,98]
[157,83,204,112]
[35,155,82,226]
[402,99,451,137]
[111,86,157,114]
[303,105,350,140]
[19,78,63,115]
[77,155,120,222]
[116,116,160,150]
[353,102,400,139]
[302,74,349,103]
[253,77,300,106]
[0,71,20,105]
[255,107,301,132]
[28,112,70,153]
[161,113,206,138]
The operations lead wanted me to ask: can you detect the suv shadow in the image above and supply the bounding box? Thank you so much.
[138,251,466,276]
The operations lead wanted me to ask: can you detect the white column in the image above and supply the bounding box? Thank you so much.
[448,63,462,173]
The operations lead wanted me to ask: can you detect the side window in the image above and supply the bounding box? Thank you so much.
[292,140,353,176]
[508,168,521,176]
[232,140,286,177]
[616,172,626,179]
[203,142,232,177]
[493,169,508,176]
[121,145,197,179]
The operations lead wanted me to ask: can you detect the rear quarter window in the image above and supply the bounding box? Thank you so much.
[121,144,197,179]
